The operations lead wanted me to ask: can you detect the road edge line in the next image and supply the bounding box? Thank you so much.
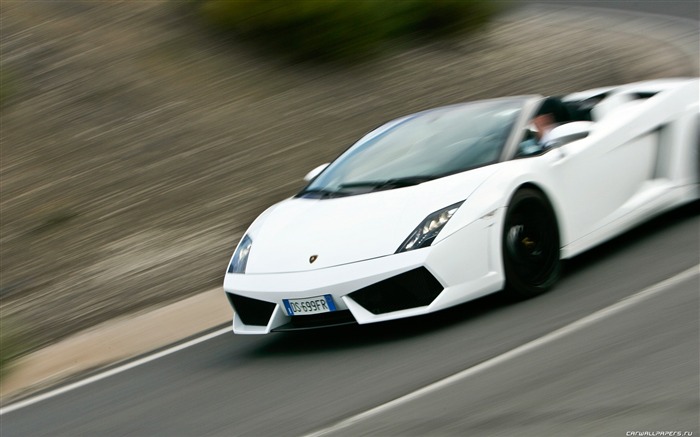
[302,264,700,437]
[0,327,231,415]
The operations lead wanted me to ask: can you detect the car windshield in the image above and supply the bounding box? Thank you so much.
[300,98,525,197]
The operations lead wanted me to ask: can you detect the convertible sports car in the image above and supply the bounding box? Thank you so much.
[223,77,699,334]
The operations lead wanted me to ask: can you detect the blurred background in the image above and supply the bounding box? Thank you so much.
[0,0,698,371]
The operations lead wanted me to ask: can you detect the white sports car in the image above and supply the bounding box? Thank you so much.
[223,78,699,334]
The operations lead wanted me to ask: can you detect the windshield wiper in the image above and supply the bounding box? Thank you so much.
[298,176,434,198]
[339,176,434,190]
[296,188,350,199]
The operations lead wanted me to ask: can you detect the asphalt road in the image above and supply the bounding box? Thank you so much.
[315,266,699,437]
[521,0,699,20]
[2,201,698,436]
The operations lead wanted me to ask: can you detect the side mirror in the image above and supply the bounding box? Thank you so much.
[303,163,329,182]
[544,121,594,148]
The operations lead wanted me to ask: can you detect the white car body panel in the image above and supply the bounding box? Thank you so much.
[245,165,500,274]
[224,78,699,334]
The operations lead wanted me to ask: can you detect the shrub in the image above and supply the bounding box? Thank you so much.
[198,0,501,62]
[398,0,500,37]
[0,69,16,107]
[0,320,26,382]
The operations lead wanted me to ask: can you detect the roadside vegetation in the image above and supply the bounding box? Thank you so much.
[0,69,16,107]
[0,320,28,382]
[198,0,501,62]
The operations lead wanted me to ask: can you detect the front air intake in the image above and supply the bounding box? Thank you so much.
[226,293,276,326]
[348,267,443,314]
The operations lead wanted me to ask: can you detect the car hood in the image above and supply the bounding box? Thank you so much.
[245,166,498,274]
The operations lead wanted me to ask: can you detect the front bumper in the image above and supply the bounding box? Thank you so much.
[224,249,433,334]
[223,212,505,334]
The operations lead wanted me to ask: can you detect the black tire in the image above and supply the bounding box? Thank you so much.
[502,188,561,299]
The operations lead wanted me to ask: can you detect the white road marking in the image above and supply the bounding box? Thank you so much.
[0,327,230,415]
[303,264,700,437]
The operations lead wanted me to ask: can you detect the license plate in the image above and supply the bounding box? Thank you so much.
[283,295,336,316]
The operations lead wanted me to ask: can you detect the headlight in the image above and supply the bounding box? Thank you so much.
[228,235,252,274]
[396,201,463,253]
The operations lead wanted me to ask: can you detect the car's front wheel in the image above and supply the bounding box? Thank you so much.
[502,188,561,299]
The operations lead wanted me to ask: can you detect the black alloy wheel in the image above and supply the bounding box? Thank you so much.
[502,188,561,298]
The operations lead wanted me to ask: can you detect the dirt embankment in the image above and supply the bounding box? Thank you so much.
[1,1,697,351]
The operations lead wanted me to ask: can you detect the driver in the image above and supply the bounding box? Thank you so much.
[518,97,571,156]
[533,96,570,144]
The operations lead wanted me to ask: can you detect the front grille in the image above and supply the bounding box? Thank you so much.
[348,267,443,314]
[226,293,276,326]
[272,310,356,331]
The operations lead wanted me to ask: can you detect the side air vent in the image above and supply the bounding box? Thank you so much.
[349,267,443,314]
